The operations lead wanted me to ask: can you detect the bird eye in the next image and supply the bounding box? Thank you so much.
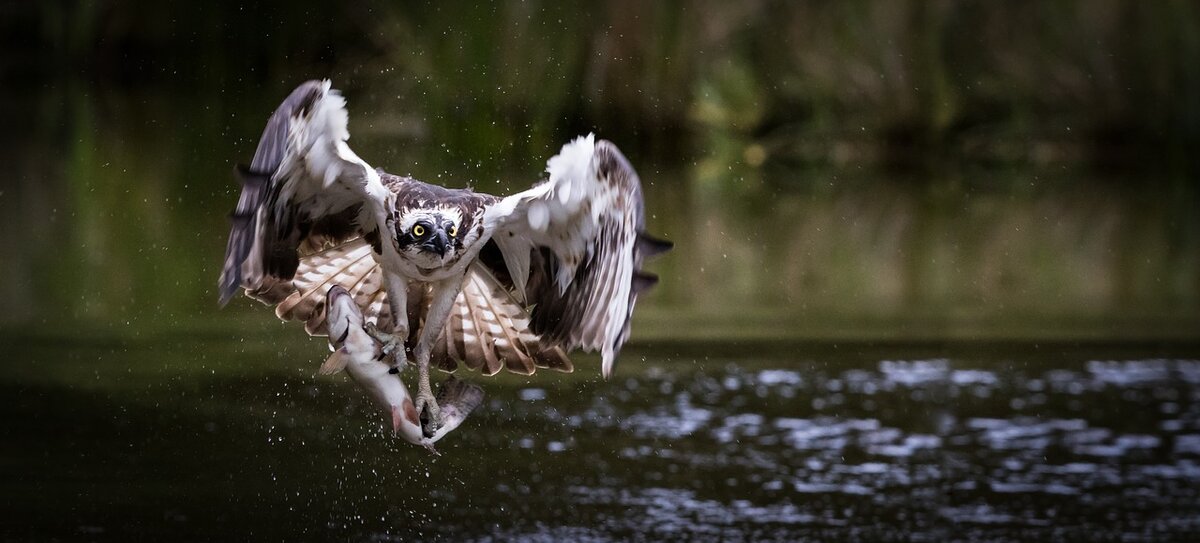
[412,224,426,237]
[448,224,458,237]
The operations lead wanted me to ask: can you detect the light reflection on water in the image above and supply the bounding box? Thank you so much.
[471,355,1200,541]
[3,330,1200,540]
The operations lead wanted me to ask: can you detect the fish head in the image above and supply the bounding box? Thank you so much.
[325,285,362,350]
[323,286,434,454]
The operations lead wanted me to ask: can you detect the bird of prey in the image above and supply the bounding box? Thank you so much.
[218,80,670,433]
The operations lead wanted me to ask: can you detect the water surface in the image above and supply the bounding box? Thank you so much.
[3,328,1199,541]
[2,78,1199,542]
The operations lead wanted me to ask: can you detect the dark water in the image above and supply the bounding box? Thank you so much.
[3,330,1200,541]
[2,72,1200,540]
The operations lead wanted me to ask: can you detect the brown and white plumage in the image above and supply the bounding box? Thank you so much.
[219,80,392,306]
[219,80,669,429]
[486,135,672,377]
[250,237,573,375]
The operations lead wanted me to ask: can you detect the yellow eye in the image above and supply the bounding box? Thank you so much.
[412,225,425,237]
[449,225,458,237]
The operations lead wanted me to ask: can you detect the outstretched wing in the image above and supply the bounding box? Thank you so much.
[218,79,392,305]
[483,135,672,378]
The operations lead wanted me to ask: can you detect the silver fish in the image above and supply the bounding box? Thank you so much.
[323,285,483,454]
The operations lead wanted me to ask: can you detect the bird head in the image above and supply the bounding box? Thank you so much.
[394,208,464,267]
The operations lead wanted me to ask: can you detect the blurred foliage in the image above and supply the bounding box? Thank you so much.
[4,0,1200,168]
[1,1,1198,331]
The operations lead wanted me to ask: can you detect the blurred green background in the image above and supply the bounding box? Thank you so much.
[4,2,1200,540]
[2,0,1199,339]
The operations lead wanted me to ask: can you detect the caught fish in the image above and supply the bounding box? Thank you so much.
[322,285,483,453]
[427,374,485,443]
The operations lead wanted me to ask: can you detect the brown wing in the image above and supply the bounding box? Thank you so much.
[430,264,573,376]
[247,237,401,336]
[253,238,572,375]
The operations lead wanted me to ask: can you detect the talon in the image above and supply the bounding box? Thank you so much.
[383,341,408,371]
[364,322,394,344]
[415,390,442,438]
[365,323,411,372]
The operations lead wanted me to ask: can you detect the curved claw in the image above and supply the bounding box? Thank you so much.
[365,323,410,372]
[364,322,393,344]
[415,390,443,437]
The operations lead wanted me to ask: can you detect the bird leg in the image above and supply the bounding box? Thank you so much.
[414,349,437,435]
[370,271,411,373]
[411,275,463,433]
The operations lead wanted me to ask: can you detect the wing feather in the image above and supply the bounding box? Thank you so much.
[450,297,469,366]
[249,238,382,336]
[462,283,502,375]
[218,80,391,306]
[255,238,575,375]
[457,290,487,372]
[465,268,536,375]
[277,241,375,323]
[483,135,670,378]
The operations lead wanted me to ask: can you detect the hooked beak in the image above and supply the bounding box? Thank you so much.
[421,230,449,257]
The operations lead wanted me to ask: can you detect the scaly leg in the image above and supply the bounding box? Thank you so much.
[412,275,464,433]
[366,270,411,372]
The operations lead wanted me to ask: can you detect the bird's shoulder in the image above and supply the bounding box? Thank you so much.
[378,170,500,210]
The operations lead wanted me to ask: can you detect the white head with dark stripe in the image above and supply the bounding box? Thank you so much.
[393,205,466,268]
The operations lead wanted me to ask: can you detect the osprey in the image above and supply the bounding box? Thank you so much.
[218,80,670,432]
